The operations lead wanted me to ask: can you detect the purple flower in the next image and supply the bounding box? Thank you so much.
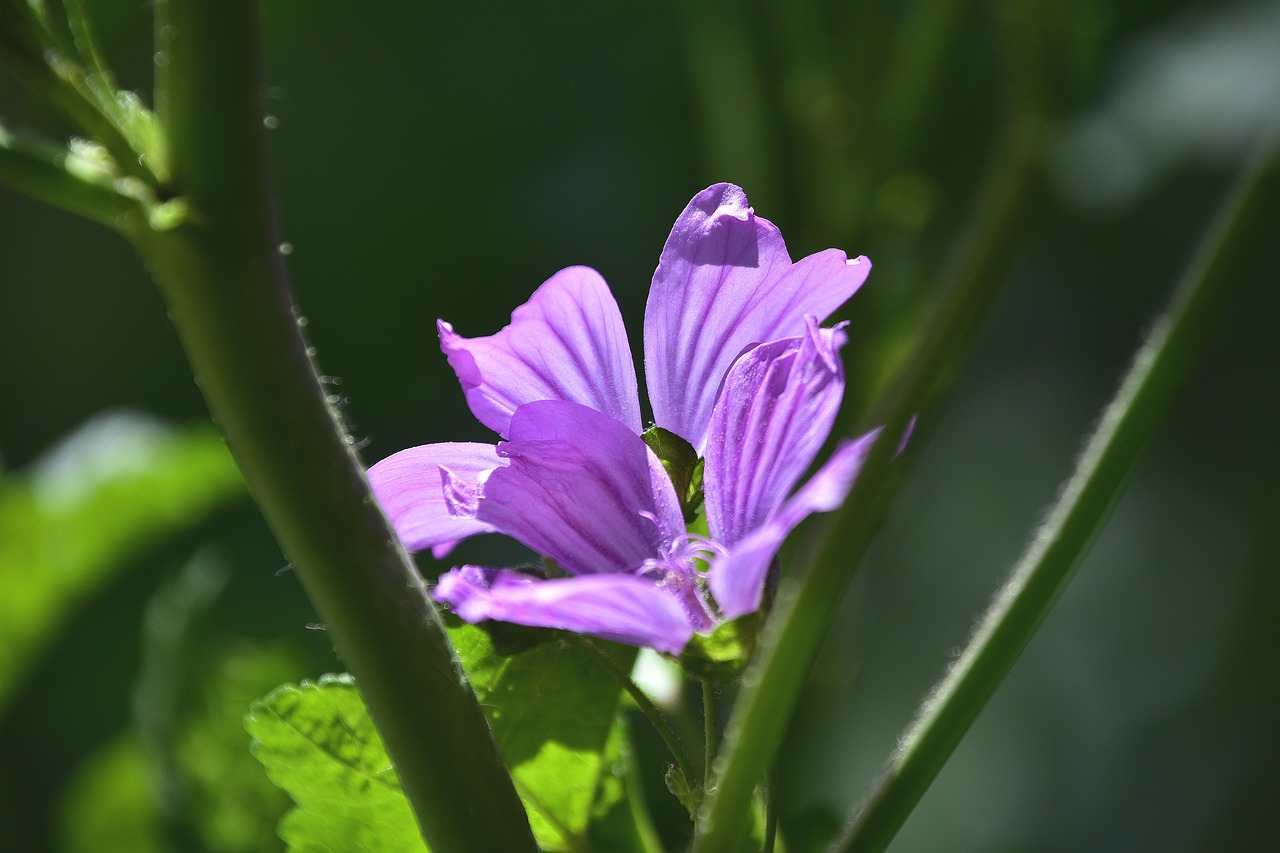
[369,183,877,654]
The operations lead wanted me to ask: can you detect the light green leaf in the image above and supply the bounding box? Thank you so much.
[249,628,635,852]
[0,411,245,709]
[245,675,426,853]
[448,623,636,851]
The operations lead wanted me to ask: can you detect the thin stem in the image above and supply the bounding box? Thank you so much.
[693,54,1049,853]
[0,125,141,227]
[577,638,696,783]
[135,2,534,850]
[0,10,160,191]
[62,0,117,94]
[697,3,1052,844]
[621,714,672,853]
[833,125,1280,853]
[703,679,719,785]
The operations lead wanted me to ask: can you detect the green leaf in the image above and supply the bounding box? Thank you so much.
[248,628,636,852]
[246,675,426,852]
[448,624,636,850]
[0,411,245,710]
[60,640,301,853]
[172,642,302,851]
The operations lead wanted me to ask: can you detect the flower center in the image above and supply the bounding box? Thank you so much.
[640,534,724,632]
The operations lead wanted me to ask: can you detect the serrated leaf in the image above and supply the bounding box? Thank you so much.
[245,675,426,852]
[0,411,245,709]
[448,622,636,851]
[249,626,636,852]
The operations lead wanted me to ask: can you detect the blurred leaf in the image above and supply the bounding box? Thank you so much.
[248,629,634,851]
[245,674,425,852]
[175,644,304,852]
[57,733,167,853]
[59,640,299,853]
[0,411,245,709]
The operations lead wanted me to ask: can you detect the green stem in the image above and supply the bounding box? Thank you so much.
[693,74,1048,853]
[577,638,696,783]
[62,0,117,95]
[833,126,1280,853]
[0,125,140,227]
[702,679,719,785]
[136,3,535,851]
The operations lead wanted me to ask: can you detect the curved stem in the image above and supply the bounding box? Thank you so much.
[135,2,535,850]
[833,125,1280,853]
[577,638,696,783]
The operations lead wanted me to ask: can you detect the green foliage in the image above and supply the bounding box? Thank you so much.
[246,675,424,852]
[175,645,301,851]
[248,628,635,851]
[59,638,301,853]
[448,623,636,850]
[58,734,168,853]
[0,412,245,710]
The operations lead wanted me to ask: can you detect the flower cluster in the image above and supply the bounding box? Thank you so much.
[368,183,876,654]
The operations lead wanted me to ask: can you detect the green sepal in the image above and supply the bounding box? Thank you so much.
[641,426,703,522]
[678,612,761,683]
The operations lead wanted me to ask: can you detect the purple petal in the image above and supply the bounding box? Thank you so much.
[367,443,505,557]
[704,317,848,548]
[439,266,642,438]
[434,566,695,654]
[474,400,684,577]
[644,183,870,451]
[708,429,879,619]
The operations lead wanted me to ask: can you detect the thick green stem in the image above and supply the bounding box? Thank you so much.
[135,2,535,850]
[833,126,1280,853]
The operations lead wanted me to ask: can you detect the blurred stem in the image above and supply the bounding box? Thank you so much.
[0,126,140,226]
[0,1,160,191]
[676,0,775,200]
[834,124,1280,853]
[62,0,116,93]
[133,2,535,851]
[692,9,1050,852]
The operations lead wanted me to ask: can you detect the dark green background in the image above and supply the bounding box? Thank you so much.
[2,1,1278,850]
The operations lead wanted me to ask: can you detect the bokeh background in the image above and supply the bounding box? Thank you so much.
[2,1,1278,850]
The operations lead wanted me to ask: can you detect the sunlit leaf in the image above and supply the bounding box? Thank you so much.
[0,411,245,709]
[245,675,425,853]
[247,628,634,851]
[448,623,635,850]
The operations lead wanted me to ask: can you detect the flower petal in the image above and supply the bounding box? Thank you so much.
[708,430,879,619]
[434,566,695,654]
[644,183,870,451]
[475,400,684,576]
[367,443,505,557]
[704,317,848,548]
[440,266,642,438]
